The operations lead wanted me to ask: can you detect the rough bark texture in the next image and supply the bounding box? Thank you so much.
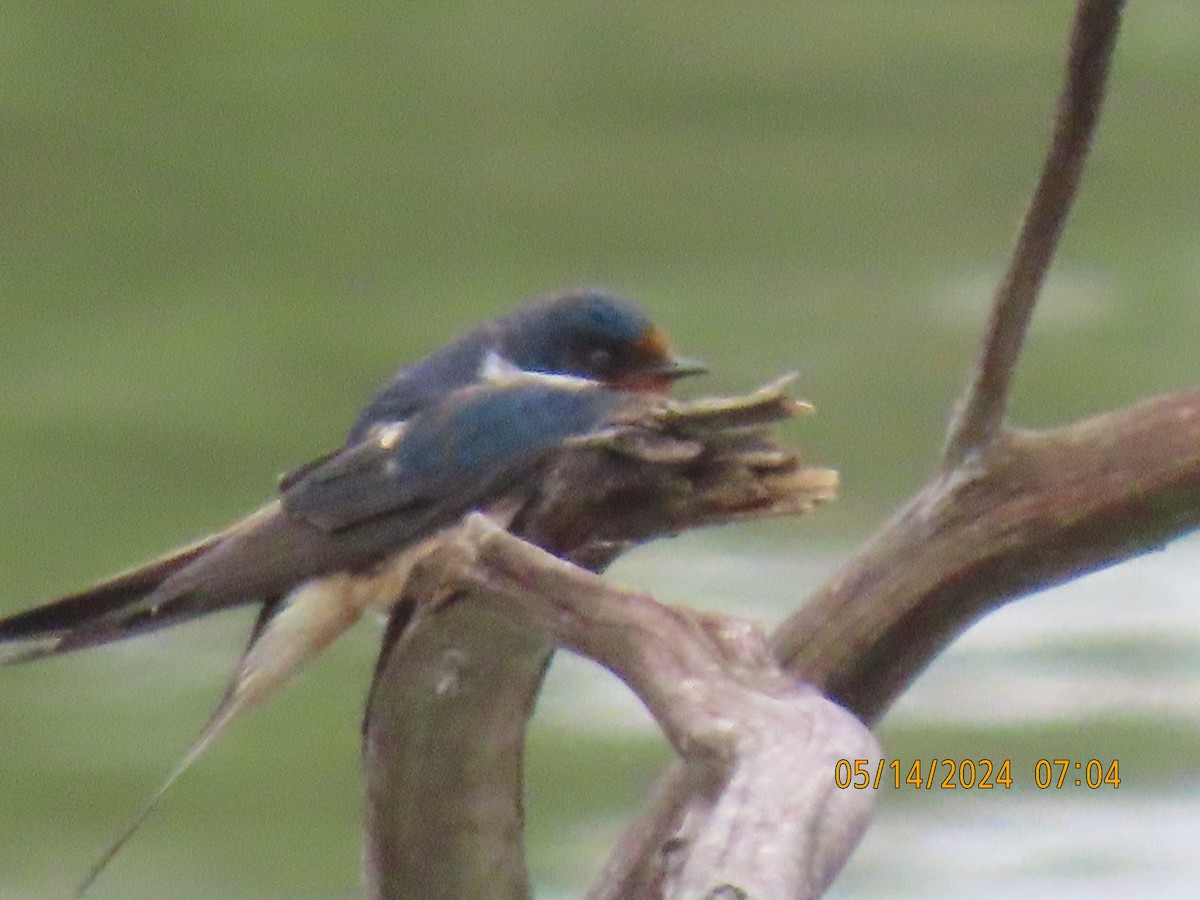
[367,518,878,900]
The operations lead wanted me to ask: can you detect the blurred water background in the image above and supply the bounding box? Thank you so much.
[0,3,1197,897]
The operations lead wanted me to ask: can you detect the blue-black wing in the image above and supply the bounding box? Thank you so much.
[0,382,635,659]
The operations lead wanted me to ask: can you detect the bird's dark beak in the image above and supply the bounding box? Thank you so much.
[623,327,707,392]
[614,354,707,393]
[650,354,708,380]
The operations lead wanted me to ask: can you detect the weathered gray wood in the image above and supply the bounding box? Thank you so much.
[363,385,841,899]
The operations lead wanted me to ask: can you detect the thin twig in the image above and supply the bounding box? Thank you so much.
[943,0,1125,465]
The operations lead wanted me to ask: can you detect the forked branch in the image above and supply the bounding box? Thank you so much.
[593,2,1196,895]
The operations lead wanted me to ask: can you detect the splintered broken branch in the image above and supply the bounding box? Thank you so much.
[515,379,837,571]
[362,382,845,900]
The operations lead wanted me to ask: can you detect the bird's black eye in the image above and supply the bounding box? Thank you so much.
[584,346,614,373]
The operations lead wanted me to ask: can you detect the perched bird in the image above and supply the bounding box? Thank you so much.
[0,289,703,655]
[0,292,704,894]
[49,378,668,894]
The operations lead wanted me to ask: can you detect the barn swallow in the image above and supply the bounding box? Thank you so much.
[0,289,703,654]
[0,292,703,893]
[46,377,660,893]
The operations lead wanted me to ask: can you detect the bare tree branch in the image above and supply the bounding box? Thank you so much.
[368,516,878,900]
[363,600,549,900]
[944,0,1125,464]
[601,386,1200,891]
[599,385,1200,891]
[362,383,841,899]
[360,4,1186,897]
[591,4,1200,893]
[778,387,1200,723]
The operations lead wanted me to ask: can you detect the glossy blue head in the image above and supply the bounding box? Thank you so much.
[497,290,706,392]
[348,290,704,443]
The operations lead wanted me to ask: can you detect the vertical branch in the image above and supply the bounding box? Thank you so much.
[362,603,551,900]
[943,0,1125,465]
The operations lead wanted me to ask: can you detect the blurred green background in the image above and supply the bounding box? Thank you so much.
[1,2,1198,897]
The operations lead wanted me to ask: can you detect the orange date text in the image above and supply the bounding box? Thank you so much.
[834,758,1014,790]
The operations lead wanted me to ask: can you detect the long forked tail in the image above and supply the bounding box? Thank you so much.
[0,538,218,664]
[1,502,284,664]
[76,582,363,895]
